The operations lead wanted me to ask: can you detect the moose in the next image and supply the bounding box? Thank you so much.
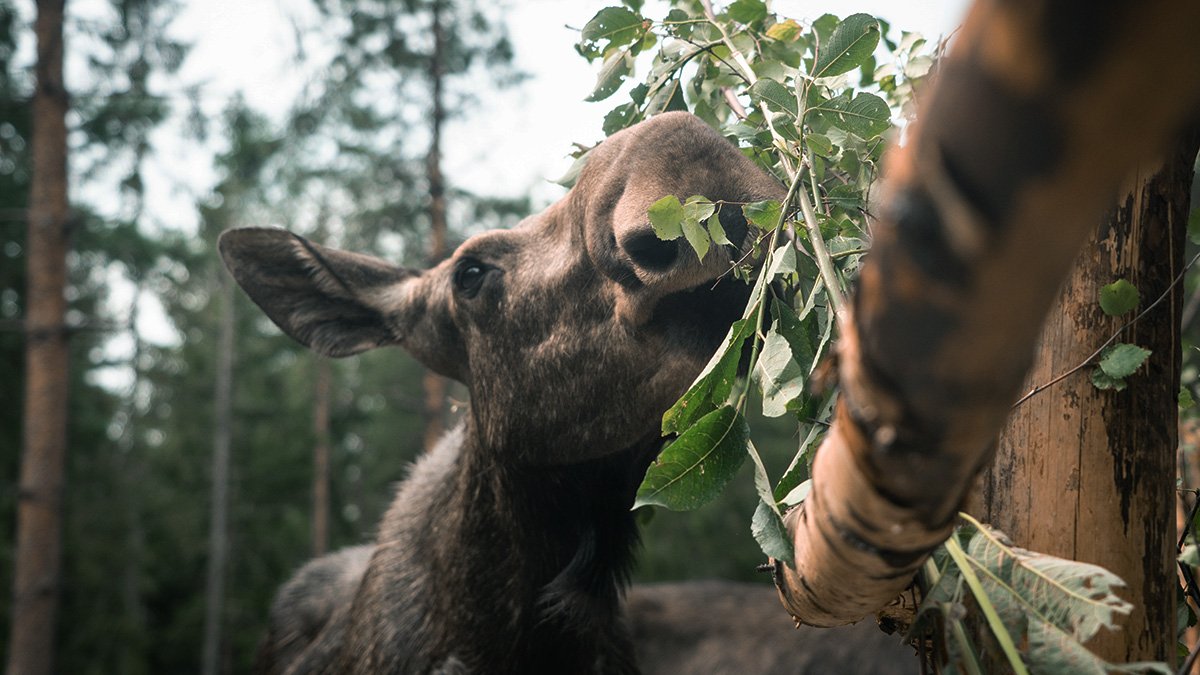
[221,112,913,674]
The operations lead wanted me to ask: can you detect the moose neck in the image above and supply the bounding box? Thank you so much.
[425,423,657,671]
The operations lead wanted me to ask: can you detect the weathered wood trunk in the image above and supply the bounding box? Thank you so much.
[8,1,69,673]
[979,136,1200,664]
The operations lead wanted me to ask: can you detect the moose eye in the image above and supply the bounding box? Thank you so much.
[452,259,489,298]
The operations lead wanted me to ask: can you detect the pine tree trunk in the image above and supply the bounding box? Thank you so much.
[422,0,448,452]
[201,273,235,675]
[978,136,1199,664]
[7,1,69,673]
[312,357,331,556]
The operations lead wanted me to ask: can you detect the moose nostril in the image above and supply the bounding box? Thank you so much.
[623,231,678,272]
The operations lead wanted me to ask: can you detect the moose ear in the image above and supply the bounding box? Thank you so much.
[218,227,417,358]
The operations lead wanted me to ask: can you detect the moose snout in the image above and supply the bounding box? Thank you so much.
[620,229,679,272]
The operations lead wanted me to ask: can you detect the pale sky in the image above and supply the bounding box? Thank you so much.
[150,0,970,228]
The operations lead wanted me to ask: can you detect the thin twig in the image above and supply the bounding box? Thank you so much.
[1012,250,1200,409]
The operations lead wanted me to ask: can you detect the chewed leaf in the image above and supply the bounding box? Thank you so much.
[588,49,634,102]
[579,7,645,58]
[635,406,749,511]
[960,514,1133,643]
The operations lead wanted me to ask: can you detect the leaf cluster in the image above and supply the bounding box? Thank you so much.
[576,0,930,574]
[914,516,1168,675]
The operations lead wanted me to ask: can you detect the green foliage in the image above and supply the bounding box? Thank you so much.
[1091,343,1152,391]
[916,516,1171,675]
[575,0,928,551]
[1099,279,1139,316]
[635,406,749,511]
[811,14,881,79]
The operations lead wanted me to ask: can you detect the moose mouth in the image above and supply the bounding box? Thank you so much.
[646,273,753,357]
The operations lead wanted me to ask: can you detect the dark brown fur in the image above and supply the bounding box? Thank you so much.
[221,112,904,673]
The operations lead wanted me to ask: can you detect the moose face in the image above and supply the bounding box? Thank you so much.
[219,112,783,464]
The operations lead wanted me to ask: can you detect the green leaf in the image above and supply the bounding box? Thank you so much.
[679,196,716,260]
[812,14,880,79]
[778,478,812,508]
[747,78,798,118]
[680,216,710,260]
[767,242,797,278]
[648,195,684,240]
[1181,386,1195,410]
[1091,368,1127,391]
[707,214,731,246]
[810,91,890,138]
[825,183,862,212]
[635,406,749,511]
[682,195,716,222]
[773,300,817,369]
[727,0,767,24]
[752,500,794,564]
[1099,279,1139,316]
[756,326,806,417]
[602,102,639,136]
[743,199,783,231]
[579,7,645,57]
[663,319,752,434]
[588,49,633,102]
[1098,343,1152,379]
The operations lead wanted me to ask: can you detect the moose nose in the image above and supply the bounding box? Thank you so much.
[621,230,679,272]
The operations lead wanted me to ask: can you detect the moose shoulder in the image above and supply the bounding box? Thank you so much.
[220,112,906,673]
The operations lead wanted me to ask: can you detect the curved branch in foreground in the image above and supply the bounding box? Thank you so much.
[773,0,1200,627]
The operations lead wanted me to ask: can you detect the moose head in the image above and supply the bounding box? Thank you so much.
[219,111,783,464]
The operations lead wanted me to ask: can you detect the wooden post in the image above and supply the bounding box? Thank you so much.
[979,136,1200,663]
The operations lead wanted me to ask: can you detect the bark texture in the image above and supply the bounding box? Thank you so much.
[7,1,69,673]
[979,137,1199,663]
[774,0,1200,627]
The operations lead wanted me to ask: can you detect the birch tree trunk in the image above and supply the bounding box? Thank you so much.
[7,1,69,672]
[773,0,1200,628]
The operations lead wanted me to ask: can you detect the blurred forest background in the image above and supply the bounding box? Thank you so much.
[0,0,831,671]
